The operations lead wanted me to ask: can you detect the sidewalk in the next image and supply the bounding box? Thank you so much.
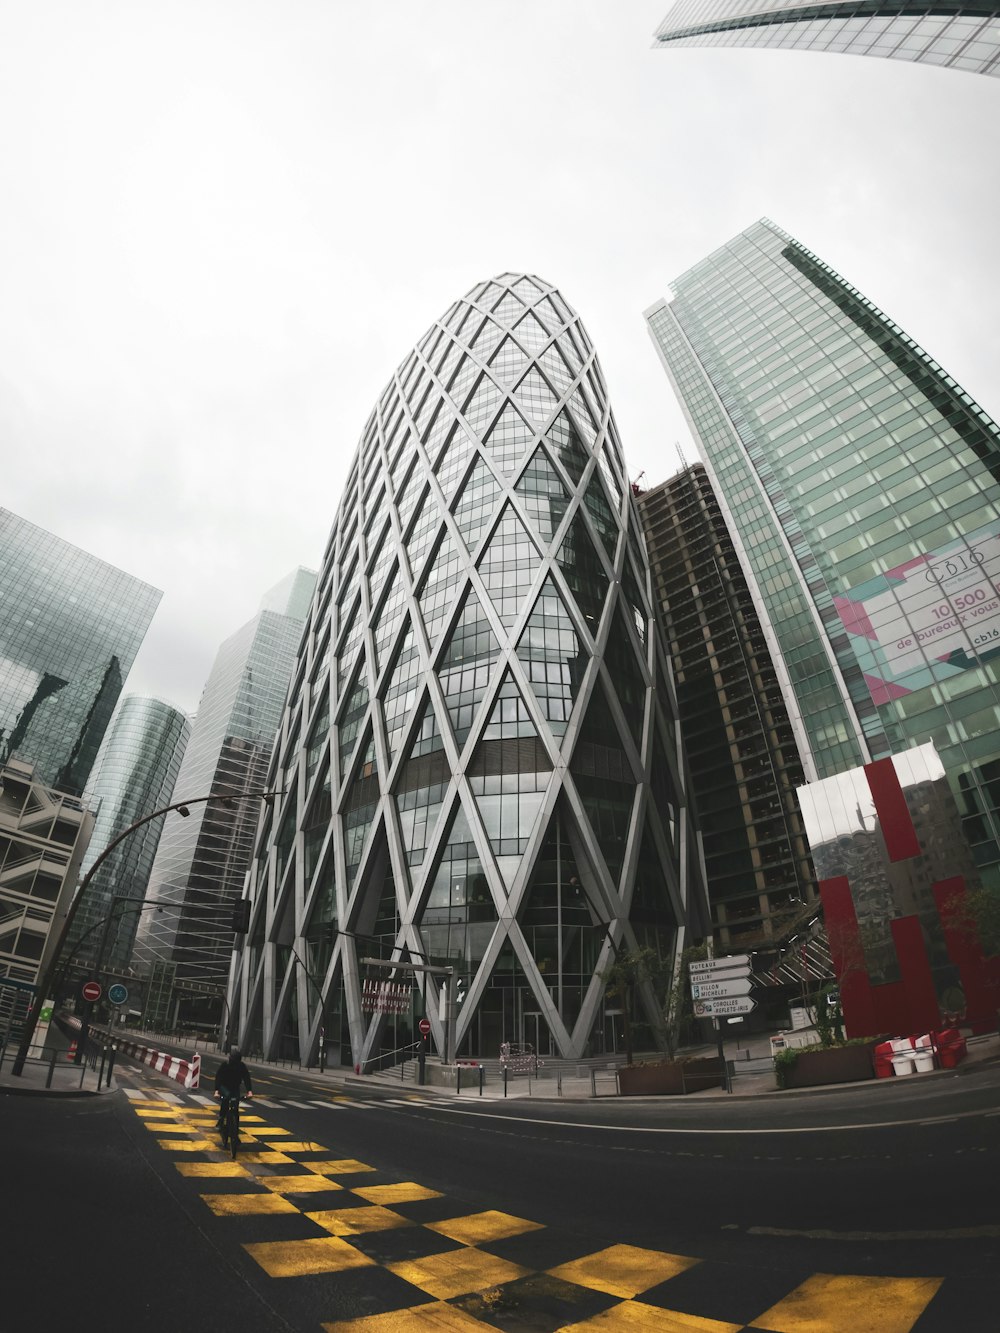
[3,1028,997,1100]
[0,1046,118,1096]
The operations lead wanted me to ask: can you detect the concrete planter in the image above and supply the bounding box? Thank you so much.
[617,1057,724,1096]
[778,1042,877,1090]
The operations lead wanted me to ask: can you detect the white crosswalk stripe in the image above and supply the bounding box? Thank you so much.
[190,1094,215,1105]
[282,1100,317,1110]
[250,1098,281,1108]
[307,1100,344,1109]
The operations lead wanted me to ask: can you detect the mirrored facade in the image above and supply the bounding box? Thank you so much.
[647,219,1000,892]
[654,1,1000,78]
[0,510,162,796]
[134,569,316,1026]
[230,273,709,1069]
[67,696,191,980]
[797,743,999,1034]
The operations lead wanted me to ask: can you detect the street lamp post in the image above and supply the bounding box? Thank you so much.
[10,788,281,1077]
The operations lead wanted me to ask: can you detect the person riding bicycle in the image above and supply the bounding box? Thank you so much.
[214,1047,253,1132]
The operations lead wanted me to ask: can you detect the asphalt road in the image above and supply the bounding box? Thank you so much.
[3,1051,997,1331]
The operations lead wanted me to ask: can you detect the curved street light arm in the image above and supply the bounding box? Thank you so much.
[10,787,282,1077]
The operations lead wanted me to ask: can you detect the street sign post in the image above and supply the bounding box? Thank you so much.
[693,996,756,1017]
[690,977,753,1000]
[688,954,750,976]
[688,956,754,1094]
[81,981,102,1003]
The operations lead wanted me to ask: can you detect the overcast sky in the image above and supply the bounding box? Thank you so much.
[3,2,998,717]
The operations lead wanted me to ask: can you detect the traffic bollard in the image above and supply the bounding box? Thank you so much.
[46,1049,57,1089]
[97,1046,107,1090]
[479,1065,484,1097]
[503,1067,508,1098]
[106,1046,116,1088]
[456,1065,462,1095]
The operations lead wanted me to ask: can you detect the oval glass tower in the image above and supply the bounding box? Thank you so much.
[231,273,708,1068]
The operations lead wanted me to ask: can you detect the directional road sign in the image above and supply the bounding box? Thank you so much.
[108,983,129,1006]
[693,996,756,1017]
[691,977,753,1000]
[81,981,102,1002]
[689,954,750,977]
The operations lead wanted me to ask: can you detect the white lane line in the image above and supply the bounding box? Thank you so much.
[419,1103,999,1135]
[750,1223,1000,1241]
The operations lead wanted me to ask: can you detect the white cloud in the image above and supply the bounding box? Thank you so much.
[1,1,997,713]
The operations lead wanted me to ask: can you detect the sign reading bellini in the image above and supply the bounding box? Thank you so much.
[689,955,755,1017]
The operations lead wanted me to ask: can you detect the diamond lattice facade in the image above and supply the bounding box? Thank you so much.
[230,273,708,1068]
[654,1,1000,78]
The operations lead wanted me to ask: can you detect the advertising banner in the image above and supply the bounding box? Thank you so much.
[835,518,1000,705]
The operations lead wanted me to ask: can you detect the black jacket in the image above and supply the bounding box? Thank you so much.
[215,1057,252,1097]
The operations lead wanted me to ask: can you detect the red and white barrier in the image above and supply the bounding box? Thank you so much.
[97,1032,201,1089]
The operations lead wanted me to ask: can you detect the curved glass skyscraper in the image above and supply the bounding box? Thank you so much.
[654,1,1000,78]
[231,273,708,1068]
[69,695,190,979]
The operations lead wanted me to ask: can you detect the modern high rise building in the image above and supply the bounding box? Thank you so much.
[134,568,316,1027]
[67,695,191,982]
[0,510,162,796]
[653,1,1000,77]
[646,219,1000,897]
[229,273,709,1070]
[636,464,817,961]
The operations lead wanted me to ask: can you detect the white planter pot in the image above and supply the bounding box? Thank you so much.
[891,1055,915,1076]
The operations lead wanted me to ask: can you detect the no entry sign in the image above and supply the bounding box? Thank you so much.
[418,1018,431,1036]
[82,981,102,1002]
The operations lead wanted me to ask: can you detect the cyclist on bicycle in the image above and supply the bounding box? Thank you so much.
[214,1047,253,1132]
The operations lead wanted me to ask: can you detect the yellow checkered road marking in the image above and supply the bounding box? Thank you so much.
[128,1096,947,1331]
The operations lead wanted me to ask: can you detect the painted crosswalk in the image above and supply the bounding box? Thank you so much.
[122,1088,951,1331]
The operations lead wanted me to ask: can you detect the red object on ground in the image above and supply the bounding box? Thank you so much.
[934,1028,968,1068]
[873,1041,895,1078]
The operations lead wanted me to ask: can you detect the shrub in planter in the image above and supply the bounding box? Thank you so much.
[774,1039,880,1090]
[618,1056,724,1096]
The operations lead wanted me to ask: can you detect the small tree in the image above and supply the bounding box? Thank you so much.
[662,943,707,1061]
[602,946,666,1066]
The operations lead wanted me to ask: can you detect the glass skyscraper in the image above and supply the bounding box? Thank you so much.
[230,273,708,1070]
[0,510,162,796]
[134,569,316,1026]
[654,1,1000,77]
[646,218,1000,891]
[68,695,191,980]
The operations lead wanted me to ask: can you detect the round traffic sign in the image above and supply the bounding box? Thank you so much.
[108,983,128,1005]
[81,981,102,1002]
[418,1018,431,1036]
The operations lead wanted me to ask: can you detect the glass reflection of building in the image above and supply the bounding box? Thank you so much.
[653,2,1000,78]
[230,273,709,1069]
[646,219,1000,894]
[0,510,162,796]
[797,743,982,1025]
[67,696,191,981]
[134,569,316,1025]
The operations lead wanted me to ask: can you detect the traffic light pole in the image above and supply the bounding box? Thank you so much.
[10,788,282,1078]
